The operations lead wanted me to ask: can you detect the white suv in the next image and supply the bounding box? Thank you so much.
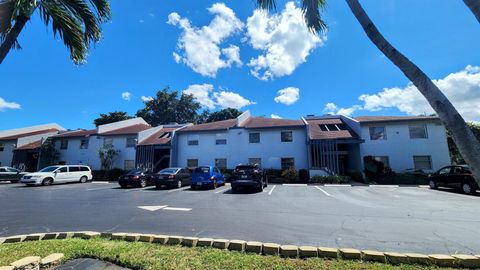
[21,165,93,186]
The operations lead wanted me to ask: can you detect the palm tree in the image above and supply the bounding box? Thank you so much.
[464,0,480,24]
[256,0,480,185]
[0,0,111,64]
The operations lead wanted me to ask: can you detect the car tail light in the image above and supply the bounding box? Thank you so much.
[168,175,176,179]
[132,175,140,180]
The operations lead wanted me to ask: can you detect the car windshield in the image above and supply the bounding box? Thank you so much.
[39,166,60,172]
[194,167,210,174]
[127,169,143,174]
[159,168,179,174]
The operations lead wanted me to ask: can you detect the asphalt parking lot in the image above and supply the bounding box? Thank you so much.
[0,181,479,254]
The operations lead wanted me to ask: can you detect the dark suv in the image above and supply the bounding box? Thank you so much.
[231,164,267,193]
[429,165,478,194]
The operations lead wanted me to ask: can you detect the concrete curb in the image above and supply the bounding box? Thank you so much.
[1,231,479,269]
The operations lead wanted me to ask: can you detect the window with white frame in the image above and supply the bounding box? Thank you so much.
[281,131,293,142]
[249,158,262,167]
[249,132,260,143]
[80,139,89,149]
[215,133,227,145]
[373,156,390,167]
[187,159,198,168]
[60,140,68,150]
[187,135,199,146]
[281,158,295,170]
[126,137,136,148]
[369,126,387,140]
[104,138,113,146]
[413,155,432,170]
[124,160,135,170]
[215,158,227,169]
[409,124,428,139]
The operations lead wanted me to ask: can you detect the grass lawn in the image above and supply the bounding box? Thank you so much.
[0,238,451,270]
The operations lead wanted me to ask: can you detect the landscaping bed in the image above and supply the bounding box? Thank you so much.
[0,238,453,270]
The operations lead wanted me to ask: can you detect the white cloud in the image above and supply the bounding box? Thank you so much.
[183,84,255,110]
[214,91,255,109]
[183,84,216,109]
[141,96,153,102]
[168,3,244,77]
[173,52,181,63]
[322,102,361,116]
[0,97,21,111]
[121,92,131,101]
[271,114,282,119]
[322,65,480,121]
[274,87,299,105]
[245,2,325,80]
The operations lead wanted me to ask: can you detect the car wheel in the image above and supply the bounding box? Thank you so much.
[139,179,147,188]
[42,178,53,186]
[429,180,437,189]
[120,184,127,189]
[79,176,87,183]
[190,185,196,190]
[10,180,19,184]
[258,183,264,192]
[462,183,474,194]
[177,180,182,189]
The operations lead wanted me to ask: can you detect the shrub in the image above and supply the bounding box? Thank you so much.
[377,172,429,185]
[281,168,298,182]
[310,175,351,184]
[92,170,107,181]
[298,169,309,183]
[346,170,364,182]
[107,168,125,181]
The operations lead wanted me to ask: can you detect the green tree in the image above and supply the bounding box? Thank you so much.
[448,123,480,164]
[98,143,118,171]
[205,108,242,123]
[94,111,133,127]
[255,0,480,185]
[136,87,202,126]
[38,138,59,169]
[0,0,111,64]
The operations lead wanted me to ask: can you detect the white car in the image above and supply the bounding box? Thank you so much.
[21,165,93,186]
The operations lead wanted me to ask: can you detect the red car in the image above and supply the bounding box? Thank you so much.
[428,165,478,194]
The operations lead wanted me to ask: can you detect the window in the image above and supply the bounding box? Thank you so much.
[58,167,68,173]
[0,168,6,172]
[215,158,227,169]
[187,159,198,168]
[249,132,260,143]
[80,166,90,172]
[6,168,19,173]
[319,124,347,131]
[281,131,293,142]
[69,166,80,172]
[281,158,295,170]
[369,127,386,140]
[438,167,451,175]
[413,155,432,170]
[0,143,4,152]
[373,156,390,167]
[124,160,135,171]
[409,124,428,139]
[60,140,68,150]
[104,138,113,146]
[216,139,227,145]
[126,137,136,148]
[215,133,227,145]
[80,139,89,149]
[187,135,199,146]
[249,158,262,167]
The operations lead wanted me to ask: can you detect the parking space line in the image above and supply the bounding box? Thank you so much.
[91,181,111,184]
[167,186,190,193]
[315,186,332,197]
[369,185,399,188]
[86,187,114,191]
[215,187,230,194]
[324,184,352,187]
[282,184,307,187]
[268,185,276,195]
[163,207,192,212]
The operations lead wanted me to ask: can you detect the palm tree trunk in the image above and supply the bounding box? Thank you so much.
[346,0,480,185]
[0,15,29,64]
[464,0,480,24]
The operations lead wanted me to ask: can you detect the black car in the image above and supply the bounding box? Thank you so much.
[231,164,267,193]
[153,168,191,189]
[118,168,154,188]
[429,165,478,194]
[0,166,28,183]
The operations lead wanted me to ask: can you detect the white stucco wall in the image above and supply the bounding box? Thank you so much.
[55,135,138,170]
[0,140,15,167]
[359,122,451,172]
[175,128,308,169]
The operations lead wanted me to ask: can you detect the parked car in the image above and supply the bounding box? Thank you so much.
[21,165,92,186]
[118,168,154,188]
[152,168,191,189]
[231,164,267,193]
[429,165,478,194]
[0,166,28,183]
[190,166,225,189]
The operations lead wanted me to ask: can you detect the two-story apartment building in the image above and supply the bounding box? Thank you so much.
[172,111,309,170]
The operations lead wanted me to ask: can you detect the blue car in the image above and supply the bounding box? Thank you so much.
[191,166,225,189]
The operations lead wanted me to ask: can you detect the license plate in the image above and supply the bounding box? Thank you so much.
[241,175,248,179]
[197,183,202,186]
[124,177,129,180]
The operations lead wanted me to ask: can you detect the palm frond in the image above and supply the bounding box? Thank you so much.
[0,0,15,35]
[87,0,110,22]
[39,0,87,63]
[58,0,101,44]
[301,0,327,34]
[256,0,275,11]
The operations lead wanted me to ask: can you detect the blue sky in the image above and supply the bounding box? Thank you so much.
[1,0,479,130]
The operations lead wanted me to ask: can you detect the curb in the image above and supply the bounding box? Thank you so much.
[1,231,479,269]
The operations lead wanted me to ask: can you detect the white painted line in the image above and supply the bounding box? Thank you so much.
[315,186,332,197]
[215,187,230,194]
[369,185,399,188]
[91,181,110,184]
[86,187,113,191]
[138,205,168,211]
[324,184,352,187]
[418,185,430,188]
[167,186,189,193]
[163,207,192,212]
[268,185,276,195]
[282,184,307,187]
